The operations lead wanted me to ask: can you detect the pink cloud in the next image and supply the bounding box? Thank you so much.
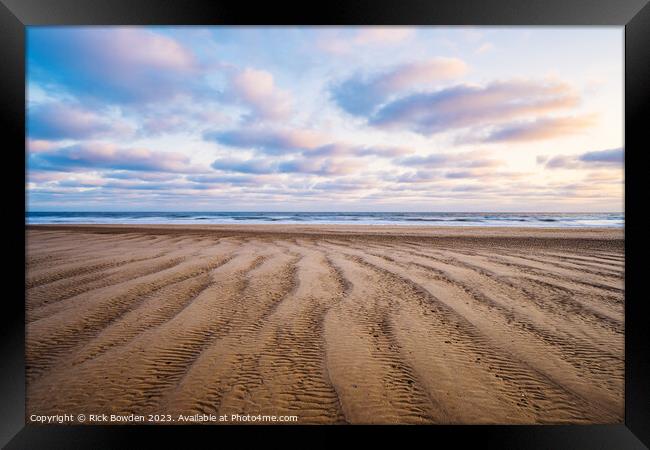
[29,28,201,104]
[457,114,598,144]
[27,139,58,153]
[104,28,197,72]
[29,103,134,140]
[370,78,581,134]
[27,171,67,183]
[481,114,598,142]
[206,127,413,159]
[319,27,415,54]
[353,28,416,45]
[373,58,468,92]
[332,58,468,116]
[229,68,292,121]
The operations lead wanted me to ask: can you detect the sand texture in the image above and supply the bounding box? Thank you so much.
[26,225,624,424]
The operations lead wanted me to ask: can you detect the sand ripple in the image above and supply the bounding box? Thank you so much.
[26,226,624,424]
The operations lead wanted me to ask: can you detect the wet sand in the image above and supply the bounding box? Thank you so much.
[25,225,624,424]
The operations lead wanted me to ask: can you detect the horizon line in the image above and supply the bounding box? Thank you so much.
[27,210,625,214]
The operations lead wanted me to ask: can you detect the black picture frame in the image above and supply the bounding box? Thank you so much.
[2,0,649,448]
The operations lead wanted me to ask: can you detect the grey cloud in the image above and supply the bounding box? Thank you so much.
[30,143,203,173]
[211,156,362,176]
[211,157,277,174]
[331,58,467,116]
[445,171,476,179]
[542,148,624,169]
[187,174,258,184]
[395,170,439,183]
[579,148,624,164]
[398,152,501,169]
[204,128,322,154]
[369,79,579,136]
[205,128,411,159]
[105,172,181,182]
[545,155,580,169]
[311,179,377,191]
[356,146,413,157]
[310,143,412,158]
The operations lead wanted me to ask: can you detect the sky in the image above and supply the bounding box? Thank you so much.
[26,26,624,212]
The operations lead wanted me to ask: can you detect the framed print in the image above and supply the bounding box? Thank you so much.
[1,0,649,448]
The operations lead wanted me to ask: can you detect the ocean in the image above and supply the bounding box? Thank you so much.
[26,212,624,227]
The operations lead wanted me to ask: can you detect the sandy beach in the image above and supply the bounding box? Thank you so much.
[25,225,624,424]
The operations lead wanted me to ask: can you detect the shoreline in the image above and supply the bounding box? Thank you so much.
[27,223,624,238]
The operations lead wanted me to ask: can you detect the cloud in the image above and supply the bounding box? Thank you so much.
[331,58,468,116]
[25,27,623,212]
[28,28,294,131]
[318,27,415,54]
[475,42,495,54]
[211,155,362,176]
[398,154,450,167]
[541,147,624,169]
[579,148,624,163]
[544,155,580,169]
[277,158,362,176]
[27,139,59,153]
[210,157,277,174]
[205,127,412,158]
[105,172,181,182]
[205,128,324,153]
[30,143,203,173]
[27,171,67,183]
[369,79,579,135]
[226,68,292,121]
[309,143,412,158]
[582,170,624,184]
[394,170,439,183]
[398,151,502,169]
[56,176,107,188]
[357,146,413,158]
[187,174,260,185]
[445,171,478,179]
[28,102,133,140]
[100,180,206,191]
[460,114,597,143]
[353,28,416,45]
[28,28,200,104]
[140,108,228,136]
[311,178,378,191]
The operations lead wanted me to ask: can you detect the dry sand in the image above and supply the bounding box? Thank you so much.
[25,225,624,424]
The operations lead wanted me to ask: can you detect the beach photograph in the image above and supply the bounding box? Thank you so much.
[25,26,624,424]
